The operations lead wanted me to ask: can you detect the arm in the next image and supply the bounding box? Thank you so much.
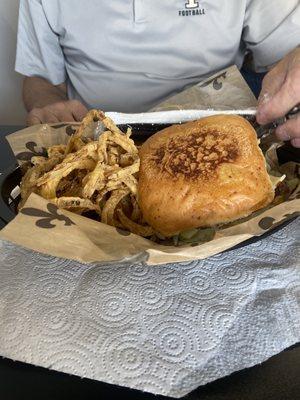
[23,76,88,125]
[242,1,300,147]
[256,47,300,148]
[15,1,88,125]
[23,76,67,110]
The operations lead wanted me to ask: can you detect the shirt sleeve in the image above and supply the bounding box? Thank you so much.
[15,0,66,85]
[242,0,300,72]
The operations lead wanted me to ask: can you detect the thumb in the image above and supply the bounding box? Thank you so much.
[257,65,286,124]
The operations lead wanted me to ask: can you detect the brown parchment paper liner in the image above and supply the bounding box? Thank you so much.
[0,189,299,265]
[151,65,257,111]
[1,66,299,265]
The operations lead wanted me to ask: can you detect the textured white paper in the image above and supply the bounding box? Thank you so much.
[104,108,257,126]
[0,218,299,398]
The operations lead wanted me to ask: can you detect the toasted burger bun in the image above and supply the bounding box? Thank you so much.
[138,115,274,237]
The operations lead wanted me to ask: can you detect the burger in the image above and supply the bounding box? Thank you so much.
[138,115,275,237]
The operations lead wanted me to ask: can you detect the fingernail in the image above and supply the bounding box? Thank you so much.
[291,138,300,148]
[276,128,291,141]
[258,92,271,106]
[257,93,271,123]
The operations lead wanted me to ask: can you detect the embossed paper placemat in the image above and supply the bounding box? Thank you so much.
[0,218,299,398]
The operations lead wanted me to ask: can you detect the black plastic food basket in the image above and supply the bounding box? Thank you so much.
[0,164,22,225]
[0,124,299,228]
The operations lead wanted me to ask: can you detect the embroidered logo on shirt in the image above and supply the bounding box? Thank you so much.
[185,0,199,8]
[179,1,205,16]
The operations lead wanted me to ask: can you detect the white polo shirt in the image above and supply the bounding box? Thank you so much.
[15,0,300,112]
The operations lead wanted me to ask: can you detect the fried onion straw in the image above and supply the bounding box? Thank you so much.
[19,110,153,237]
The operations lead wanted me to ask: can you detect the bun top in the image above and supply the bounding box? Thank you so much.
[152,123,239,180]
[138,115,274,237]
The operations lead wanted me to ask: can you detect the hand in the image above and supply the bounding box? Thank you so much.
[27,100,88,126]
[256,47,300,148]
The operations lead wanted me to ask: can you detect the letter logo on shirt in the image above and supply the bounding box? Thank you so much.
[185,0,199,9]
[179,1,205,16]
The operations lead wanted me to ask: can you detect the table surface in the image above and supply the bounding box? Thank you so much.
[0,125,299,400]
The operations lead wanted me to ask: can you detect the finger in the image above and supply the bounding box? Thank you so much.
[26,114,42,126]
[42,111,60,124]
[26,109,43,126]
[257,68,300,125]
[68,100,88,121]
[275,115,300,141]
[291,138,300,148]
[257,65,286,109]
[54,110,76,123]
[46,102,77,123]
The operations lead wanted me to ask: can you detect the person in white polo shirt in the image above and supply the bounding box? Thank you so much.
[16,0,300,147]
